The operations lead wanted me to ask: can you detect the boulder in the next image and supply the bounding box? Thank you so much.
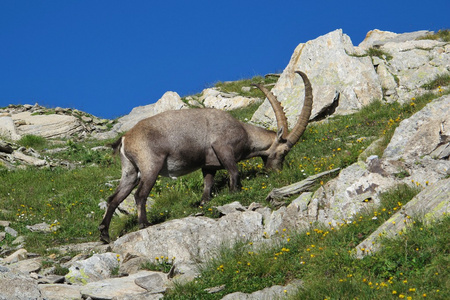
[0,271,42,300]
[11,112,85,139]
[251,29,382,129]
[355,177,450,258]
[0,116,21,140]
[357,29,432,50]
[79,271,167,300]
[384,95,450,160]
[65,252,121,284]
[200,88,261,110]
[108,91,187,135]
[381,40,449,102]
[221,279,302,300]
[38,284,82,300]
[113,212,265,268]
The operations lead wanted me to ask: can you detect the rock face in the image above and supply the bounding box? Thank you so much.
[101,91,188,139]
[11,112,85,139]
[199,88,261,111]
[383,95,450,160]
[112,212,265,269]
[251,28,450,129]
[252,29,383,129]
[355,177,450,258]
[0,103,113,141]
[0,116,21,140]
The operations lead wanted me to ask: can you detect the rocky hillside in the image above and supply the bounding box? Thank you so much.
[0,29,449,299]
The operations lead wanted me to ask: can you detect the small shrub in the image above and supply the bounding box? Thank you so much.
[141,256,175,273]
[366,47,393,61]
[420,29,450,42]
[18,135,47,149]
[421,72,450,90]
[214,75,278,98]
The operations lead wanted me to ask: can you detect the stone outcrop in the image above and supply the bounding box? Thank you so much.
[355,177,450,259]
[0,104,113,141]
[251,29,450,129]
[199,88,261,111]
[97,91,188,139]
[251,29,383,129]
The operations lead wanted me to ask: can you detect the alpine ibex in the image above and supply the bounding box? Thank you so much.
[99,71,313,243]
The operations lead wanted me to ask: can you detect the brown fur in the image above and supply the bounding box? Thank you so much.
[98,71,313,243]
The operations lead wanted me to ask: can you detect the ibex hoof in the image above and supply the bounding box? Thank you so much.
[139,222,151,230]
[100,233,111,244]
[98,225,110,244]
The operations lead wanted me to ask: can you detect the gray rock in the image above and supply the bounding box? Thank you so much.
[0,116,21,140]
[79,271,165,300]
[108,91,187,135]
[200,88,261,111]
[215,201,247,215]
[0,220,10,227]
[11,112,85,139]
[12,235,25,245]
[65,252,121,284]
[113,212,264,267]
[12,150,47,167]
[251,29,382,129]
[134,272,168,293]
[0,271,42,300]
[357,29,432,50]
[383,95,450,160]
[26,222,58,233]
[39,284,82,300]
[38,274,65,284]
[221,279,302,300]
[355,177,450,258]
[3,249,28,264]
[5,226,18,237]
[9,257,42,274]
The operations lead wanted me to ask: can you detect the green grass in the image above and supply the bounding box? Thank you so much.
[419,29,450,42]
[0,74,449,298]
[17,134,48,150]
[165,184,449,299]
[366,47,393,61]
[214,75,278,99]
[421,73,450,90]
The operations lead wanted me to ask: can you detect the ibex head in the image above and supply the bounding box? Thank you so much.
[253,71,313,171]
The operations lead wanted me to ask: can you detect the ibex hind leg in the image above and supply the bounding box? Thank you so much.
[99,154,139,244]
[133,160,165,230]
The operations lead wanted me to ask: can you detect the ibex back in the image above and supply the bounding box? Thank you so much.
[99,71,313,243]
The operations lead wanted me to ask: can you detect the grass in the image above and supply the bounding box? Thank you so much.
[366,47,393,61]
[0,74,449,297]
[421,73,450,91]
[419,29,450,42]
[214,75,278,99]
[17,134,48,150]
[165,184,449,299]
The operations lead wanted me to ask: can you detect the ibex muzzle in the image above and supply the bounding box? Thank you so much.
[99,71,313,243]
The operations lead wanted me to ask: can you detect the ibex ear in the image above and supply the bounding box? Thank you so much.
[276,127,285,142]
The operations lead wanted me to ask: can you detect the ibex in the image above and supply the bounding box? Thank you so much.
[99,71,313,243]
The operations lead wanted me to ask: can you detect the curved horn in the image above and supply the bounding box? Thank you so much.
[286,71,313,148]
[252,83,288,139]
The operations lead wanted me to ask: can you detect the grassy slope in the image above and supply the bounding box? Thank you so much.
[0,71,449,298]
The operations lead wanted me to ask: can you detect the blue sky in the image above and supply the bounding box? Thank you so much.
[1,1,448,119]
